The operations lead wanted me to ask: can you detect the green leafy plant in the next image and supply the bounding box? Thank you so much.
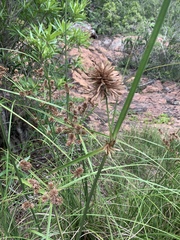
[154,113,171,124]
[0,0,89,66]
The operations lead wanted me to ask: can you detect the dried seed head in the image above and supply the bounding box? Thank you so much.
[77,106,82,112]
[54,196,63,206]
[48,181,54,189]
[19,91,26,97]
[49,188,62,205]
[43,79,48,88]
[103,140,116,157]
[22,201,34,210]
[69,102,73,107]
[81,102,88,112]
[42,193,49,203]
[66,133,76,146]
[64,83,69,93]
[88,62,123,103]
[55,127,63,133]
[0,65,8,79]
[73,110,77,116]
[19,160,32,171]
[64,117,68,123]
[42,187,63,206]
[26,90,33,95]
[48,117,54,122]
[49,188,58,197]
[50,80,54,85]
[28,179,40,194]
[35,67,44,77]
[72,166,84,178]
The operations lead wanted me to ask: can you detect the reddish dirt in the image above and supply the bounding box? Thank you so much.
[67,37,180,135]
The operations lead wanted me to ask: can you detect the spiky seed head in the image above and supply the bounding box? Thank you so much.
[88,62,123,103]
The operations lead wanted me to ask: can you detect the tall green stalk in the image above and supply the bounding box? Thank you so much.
[76,154,108,240]
[64,0,70,115]
[76,0,171,238]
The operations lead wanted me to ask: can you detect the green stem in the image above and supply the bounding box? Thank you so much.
[54,206,64,240]
[76,154,108,240]
[112,0,171,141]
[64,0,70,115]
[105,95,112,138]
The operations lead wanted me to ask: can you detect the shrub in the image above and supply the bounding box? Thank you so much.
[0,0,89,69]
[87,0,144,35]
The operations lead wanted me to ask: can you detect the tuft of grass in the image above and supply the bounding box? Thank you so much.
[153,113,171,124]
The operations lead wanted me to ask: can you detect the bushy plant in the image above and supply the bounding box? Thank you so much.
[87,0,144,35]
[0,0,89,68]
[87,0,180,43]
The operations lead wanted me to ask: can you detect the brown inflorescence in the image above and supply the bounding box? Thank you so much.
[88,62,123,104]
[0,65,8,80]
[72,166,84,178]
[54,100,91,146]
[66,133,76,146]
[103,140,116,157]
[28,179,40,194]
[41,185,63,206]
[19,160,32,171]
[22,201,34,210]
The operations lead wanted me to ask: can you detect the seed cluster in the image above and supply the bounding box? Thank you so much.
[88,62,123,104]
[21,179,63,210]
[19,160,32,171]
[0,65,8,81]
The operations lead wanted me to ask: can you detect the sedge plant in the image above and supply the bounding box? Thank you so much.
[1,0,179,239]
[74,1,172,239]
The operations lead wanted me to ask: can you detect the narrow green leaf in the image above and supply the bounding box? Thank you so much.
[112,0,171,140]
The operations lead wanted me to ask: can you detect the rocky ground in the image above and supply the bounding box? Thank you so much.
[66,36,180,135]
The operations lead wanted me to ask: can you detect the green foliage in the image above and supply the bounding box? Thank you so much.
[121,1,143,32]
[87,0,180,41]
[88,0,180,82]
[154,113,171,124]
[147,40,180,81]
[65,0,88,21]
[101,1,121,34]
[1,1,180,240]
[22,23,61,61]
[0,0,89,66]
[87,0,144,35]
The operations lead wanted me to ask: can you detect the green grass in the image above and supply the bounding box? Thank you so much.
[1,1,179,239]
[0,120,179,239]
[153,113,171,124]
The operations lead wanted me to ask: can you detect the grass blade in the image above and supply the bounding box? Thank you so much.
[112,0,171,140]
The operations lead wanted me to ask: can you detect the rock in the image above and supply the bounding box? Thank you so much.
[71,22,98,39]
[129,107,147,113]
[102,37,112,47]
[109,37,123,51]
[142,80,163,93]
[166,98,180,105]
